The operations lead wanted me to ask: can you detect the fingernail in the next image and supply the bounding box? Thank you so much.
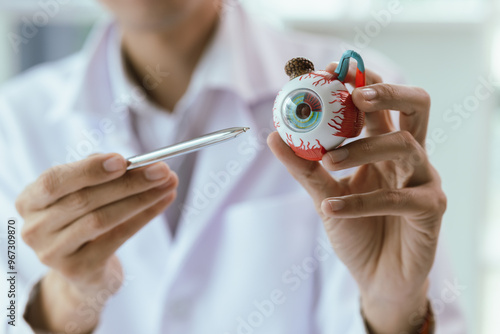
[103,156,125,172]
[328,148,349,163]
[144,164,168,181]
[328,199,345,212]
[360,88,377,101]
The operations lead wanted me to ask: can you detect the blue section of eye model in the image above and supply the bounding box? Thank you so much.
[282,89,323,133]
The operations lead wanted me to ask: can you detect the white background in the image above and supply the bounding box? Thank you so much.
[0,0,499,333]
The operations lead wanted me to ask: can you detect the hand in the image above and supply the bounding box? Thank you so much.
[16,154,178,333]
[268,65,445,333]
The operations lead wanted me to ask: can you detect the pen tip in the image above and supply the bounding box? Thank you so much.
[243,127,250,132]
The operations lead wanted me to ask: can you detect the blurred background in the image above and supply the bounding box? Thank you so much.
[0,0,498,332]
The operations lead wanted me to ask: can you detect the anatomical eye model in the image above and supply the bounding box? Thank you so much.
[273,50,366,161]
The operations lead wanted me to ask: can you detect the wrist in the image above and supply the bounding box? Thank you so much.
[361,280,429,334]
[25,270,104,334]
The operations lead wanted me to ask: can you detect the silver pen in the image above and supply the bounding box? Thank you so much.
[126,127,250,170]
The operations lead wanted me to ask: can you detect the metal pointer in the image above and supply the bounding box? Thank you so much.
[126,127,250,170]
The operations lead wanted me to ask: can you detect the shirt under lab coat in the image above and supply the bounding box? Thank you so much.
[0,6,466,334]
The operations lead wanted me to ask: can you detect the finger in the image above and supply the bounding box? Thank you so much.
[76,190,176,264]
[325,62,383,86]
[322,131,433,186]
[352,84,431,146]
[57,175,178,255]
[17,153,127,214]
[29,181,177,265]
[320,187,441,219]
[44,162,174,231]
[23,164,175,251]
[364,108,395,137]
[267,132,341,207]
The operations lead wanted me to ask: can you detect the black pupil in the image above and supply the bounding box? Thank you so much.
[296,103,311,119]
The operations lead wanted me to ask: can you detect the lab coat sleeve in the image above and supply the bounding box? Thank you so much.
[0,173,48,334]
[0,96,49,333]
[427,238,468,333]
[3,276,47,334]
[313,225,369,334]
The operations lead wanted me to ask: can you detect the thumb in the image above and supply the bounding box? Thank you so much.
[267,132,341,206]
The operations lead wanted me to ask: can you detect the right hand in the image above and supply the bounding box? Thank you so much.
[16,153,178,332]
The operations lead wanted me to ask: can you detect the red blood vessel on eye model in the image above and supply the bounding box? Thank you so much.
[272,50,366,161]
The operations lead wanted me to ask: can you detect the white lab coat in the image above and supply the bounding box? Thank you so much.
[0,6,466,334]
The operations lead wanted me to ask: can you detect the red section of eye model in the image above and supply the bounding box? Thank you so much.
[328,90,364,138]
[285,133,326,161]
[299,71,335,87]
[273,117,281,129]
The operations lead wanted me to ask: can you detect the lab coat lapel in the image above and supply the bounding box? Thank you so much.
[161,96,260,280]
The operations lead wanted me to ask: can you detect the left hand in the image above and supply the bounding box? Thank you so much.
[267,64,446,333]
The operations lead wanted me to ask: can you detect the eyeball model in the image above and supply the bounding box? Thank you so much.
[272,50,366,161]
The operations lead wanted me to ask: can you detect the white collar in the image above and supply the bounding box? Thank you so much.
[106,25,170,116]
[58,4,285,120]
